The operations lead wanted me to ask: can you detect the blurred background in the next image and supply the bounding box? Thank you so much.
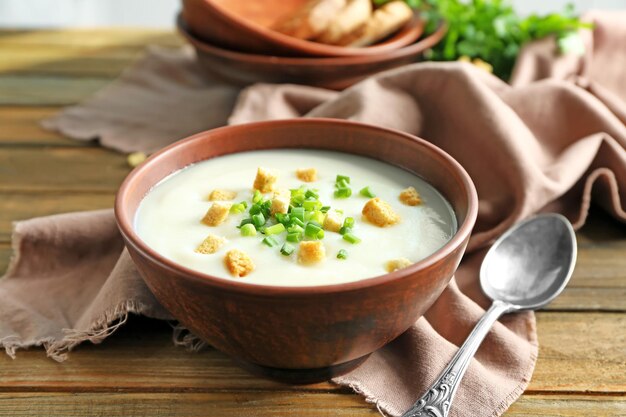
[1,0,624,28]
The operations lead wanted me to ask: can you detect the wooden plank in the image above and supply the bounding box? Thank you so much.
[0,75,112,106]
[0,29,181,48]
[0,107,85,146]
[0,148,129,192]
[0,313,623,394]
[0,193,114,241]
[0,392,623,417]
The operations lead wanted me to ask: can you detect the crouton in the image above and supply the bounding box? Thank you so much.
[323,210,342,233]
[273,0,346,40]
[316,0,372,45]
[399,186,422,206]
[195,234,225,254]
[362,197,400,227]
[298,241,326,264]
[208,189,237,201]
[224,249,255,277]
[271,188,291,215]
[296,167,318,182]
[201,202,231,226]
[253,167,278,193]
[336,1,413,47]
[385,258,413,272]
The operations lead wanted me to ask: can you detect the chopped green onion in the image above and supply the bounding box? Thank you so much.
[253,190,263,204]
[292,217,305,227]
[288,224,304,234]
[316,229,325,239]
[334,187,352,199]
[337,249,348,260]
[303,199,322,211]
[359,186,376,198]
[339,226,351,235]
[275,213,290,225]
[310,210,325,225]
[262,236,279,247]
[252,213,265,228]
[249,203,262,215]
[337,178,350,189]
[230,201,246,214]
[280,243,295,256]
[265,223,286,235]
[305,189,319,199]
[320,206,331,213]
[342,232,361,244]
[336,175,350,184]
[240,223,257,236]
[304,222,322,238]
[343,217,355,229]
[286,232,302,243]
[290,207,305,221]
[239,218,253,228]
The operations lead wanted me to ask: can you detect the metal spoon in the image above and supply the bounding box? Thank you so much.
[400,213,577,417]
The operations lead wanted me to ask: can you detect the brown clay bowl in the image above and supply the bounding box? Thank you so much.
[182,0,425,57]
[115,119,478,383]
[178,15,446,90]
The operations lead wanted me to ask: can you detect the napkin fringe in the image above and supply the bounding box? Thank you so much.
[172,323,208,352]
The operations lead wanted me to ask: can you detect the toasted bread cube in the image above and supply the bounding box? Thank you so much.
[253,167,278,193]
[323,210,342,233]
[224,249,255,277]
[362,197,399,227]
[208,189,237,201]
[385,258,412,273]
[399,186,422,206]
[298,241,326,264]
[195,234,225,254]
[201,202,231,226]
[296,168,318,182]
[271,188,291,215]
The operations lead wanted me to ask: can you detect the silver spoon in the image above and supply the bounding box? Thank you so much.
[400,213,577,417]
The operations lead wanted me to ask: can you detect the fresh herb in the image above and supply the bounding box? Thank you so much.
[240,223,257,237]
[374,0,591,80]
[337,249,349,260]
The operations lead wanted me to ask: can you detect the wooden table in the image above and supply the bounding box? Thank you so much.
[0,29,624,416]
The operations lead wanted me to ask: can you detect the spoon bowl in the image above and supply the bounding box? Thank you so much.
[480,213,577,310]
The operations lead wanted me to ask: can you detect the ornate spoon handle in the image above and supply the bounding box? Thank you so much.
[400,300,514,417]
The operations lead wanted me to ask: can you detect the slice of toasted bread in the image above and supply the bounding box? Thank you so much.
[337,1,413,47]
[315,0,372,45]
[272,0,347,40]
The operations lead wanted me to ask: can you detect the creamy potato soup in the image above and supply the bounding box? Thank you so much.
[134,149,457,286]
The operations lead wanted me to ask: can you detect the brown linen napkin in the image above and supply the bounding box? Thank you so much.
[3,10,626,417]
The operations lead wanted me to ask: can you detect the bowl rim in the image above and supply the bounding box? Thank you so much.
[177,14,447,66]
[192,0,426,57]
[115,118,478,296]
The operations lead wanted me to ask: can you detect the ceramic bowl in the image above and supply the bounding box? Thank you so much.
[182,0,425,57]
[115,119,478,383]
[178,16,446,90]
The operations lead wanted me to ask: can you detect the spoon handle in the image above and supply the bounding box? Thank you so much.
[400,299,513,417]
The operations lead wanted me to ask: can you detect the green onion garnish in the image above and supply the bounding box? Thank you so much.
[290,207,305,221]
[337,249,348,259]
[359,186,376,198]
[342,233,361,244]
[343,217,355,229]
[336,175,350,184]
[320,206,331,213]
[310,210,325,225]
[292,217,305,227]
[262,236,279,247]
[303,199,322,211]
[286,232,302,243]
[249,203,262,215]
[304,222,322,238]
[280,243,295,256]
[334,187,352,199]
[230,202,246,214]
[265,223,286,235]
[339,226,351,235]
[239,218,253,228]
[288,224,304,234]
[252,190,263,204]
[252,213,265,228]
[305,189,319,199]
[240,223,257,236]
